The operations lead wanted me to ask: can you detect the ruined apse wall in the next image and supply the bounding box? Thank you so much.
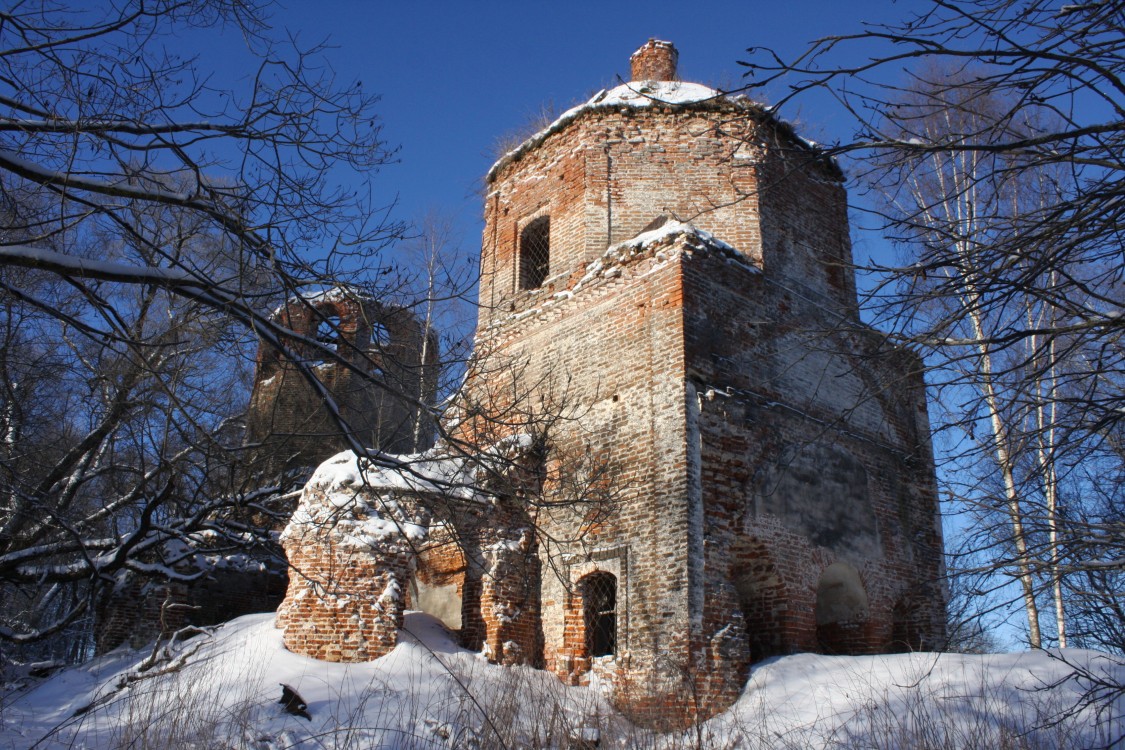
[276,453,433,662]
[245,292,439,479]
[94,550,287,654]
[96,292,440,655]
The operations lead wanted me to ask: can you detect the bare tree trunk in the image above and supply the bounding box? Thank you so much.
[1034,330,1066,647]
[910,139,1043,648]
[968,300,1042,649]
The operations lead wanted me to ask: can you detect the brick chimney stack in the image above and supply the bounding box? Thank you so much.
[630,39,678,81]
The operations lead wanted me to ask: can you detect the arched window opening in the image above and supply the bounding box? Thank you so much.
[581,572,616,658]
[316,314,341,354]
[371,319,391,349]
[519,216,550,290]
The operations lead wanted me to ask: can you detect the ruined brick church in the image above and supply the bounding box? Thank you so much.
[272,40,946,727]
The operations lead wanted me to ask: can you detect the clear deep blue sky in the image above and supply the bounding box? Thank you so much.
[258,0,925,262]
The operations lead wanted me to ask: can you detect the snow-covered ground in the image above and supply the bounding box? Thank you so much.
[1,612,1122,749]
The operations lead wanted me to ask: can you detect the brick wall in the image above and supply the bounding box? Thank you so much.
[277,453,431,662]
[479,103,846,330]
[458,71,945,727]
[680,217,946,667]
[630,39,678,81]
[261,42,945,732]
[95,551,287,653]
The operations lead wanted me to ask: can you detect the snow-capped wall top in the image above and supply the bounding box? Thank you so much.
[613,218,735,253]
[599,80,721,107]
[575,220,758,292]
[288,432,541,513]
[486,79,747,183]
[280,450,446,549]
[306,449,474,500]
[268,284,371,319]
[491,220,762,330]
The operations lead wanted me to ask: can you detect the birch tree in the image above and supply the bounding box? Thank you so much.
[871,76,1052,646]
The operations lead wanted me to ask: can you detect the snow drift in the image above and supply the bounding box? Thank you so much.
[1,612,1121,749]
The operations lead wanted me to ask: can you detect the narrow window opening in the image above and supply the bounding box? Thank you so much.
[519,216,550,290]
[315,314,340,355]
[581,572,617,658]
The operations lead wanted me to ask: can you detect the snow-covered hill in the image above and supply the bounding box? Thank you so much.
[1,613,1121,749]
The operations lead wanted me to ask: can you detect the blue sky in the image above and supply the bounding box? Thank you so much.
[258,1,924,261]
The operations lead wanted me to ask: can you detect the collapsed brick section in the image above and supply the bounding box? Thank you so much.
[94,289,440,655]
[471,508,544,666]
[434,437,549,668]
[95,552,286,654]
[275,438,549,667]
[277,452,431,661]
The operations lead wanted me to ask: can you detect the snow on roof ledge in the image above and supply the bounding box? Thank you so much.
[304,449,473,500]
[488,221,762,330]
[598,80,721,107]
[268,284,372,319]
[486,74,846,185]
[486,80,747,183]
[571,220,759,294]
[616,219,730,253]
[602,220,758,271]
[281,448,477,549]
[297,432,540,508]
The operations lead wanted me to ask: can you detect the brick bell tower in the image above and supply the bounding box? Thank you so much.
[468,40,945,728]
